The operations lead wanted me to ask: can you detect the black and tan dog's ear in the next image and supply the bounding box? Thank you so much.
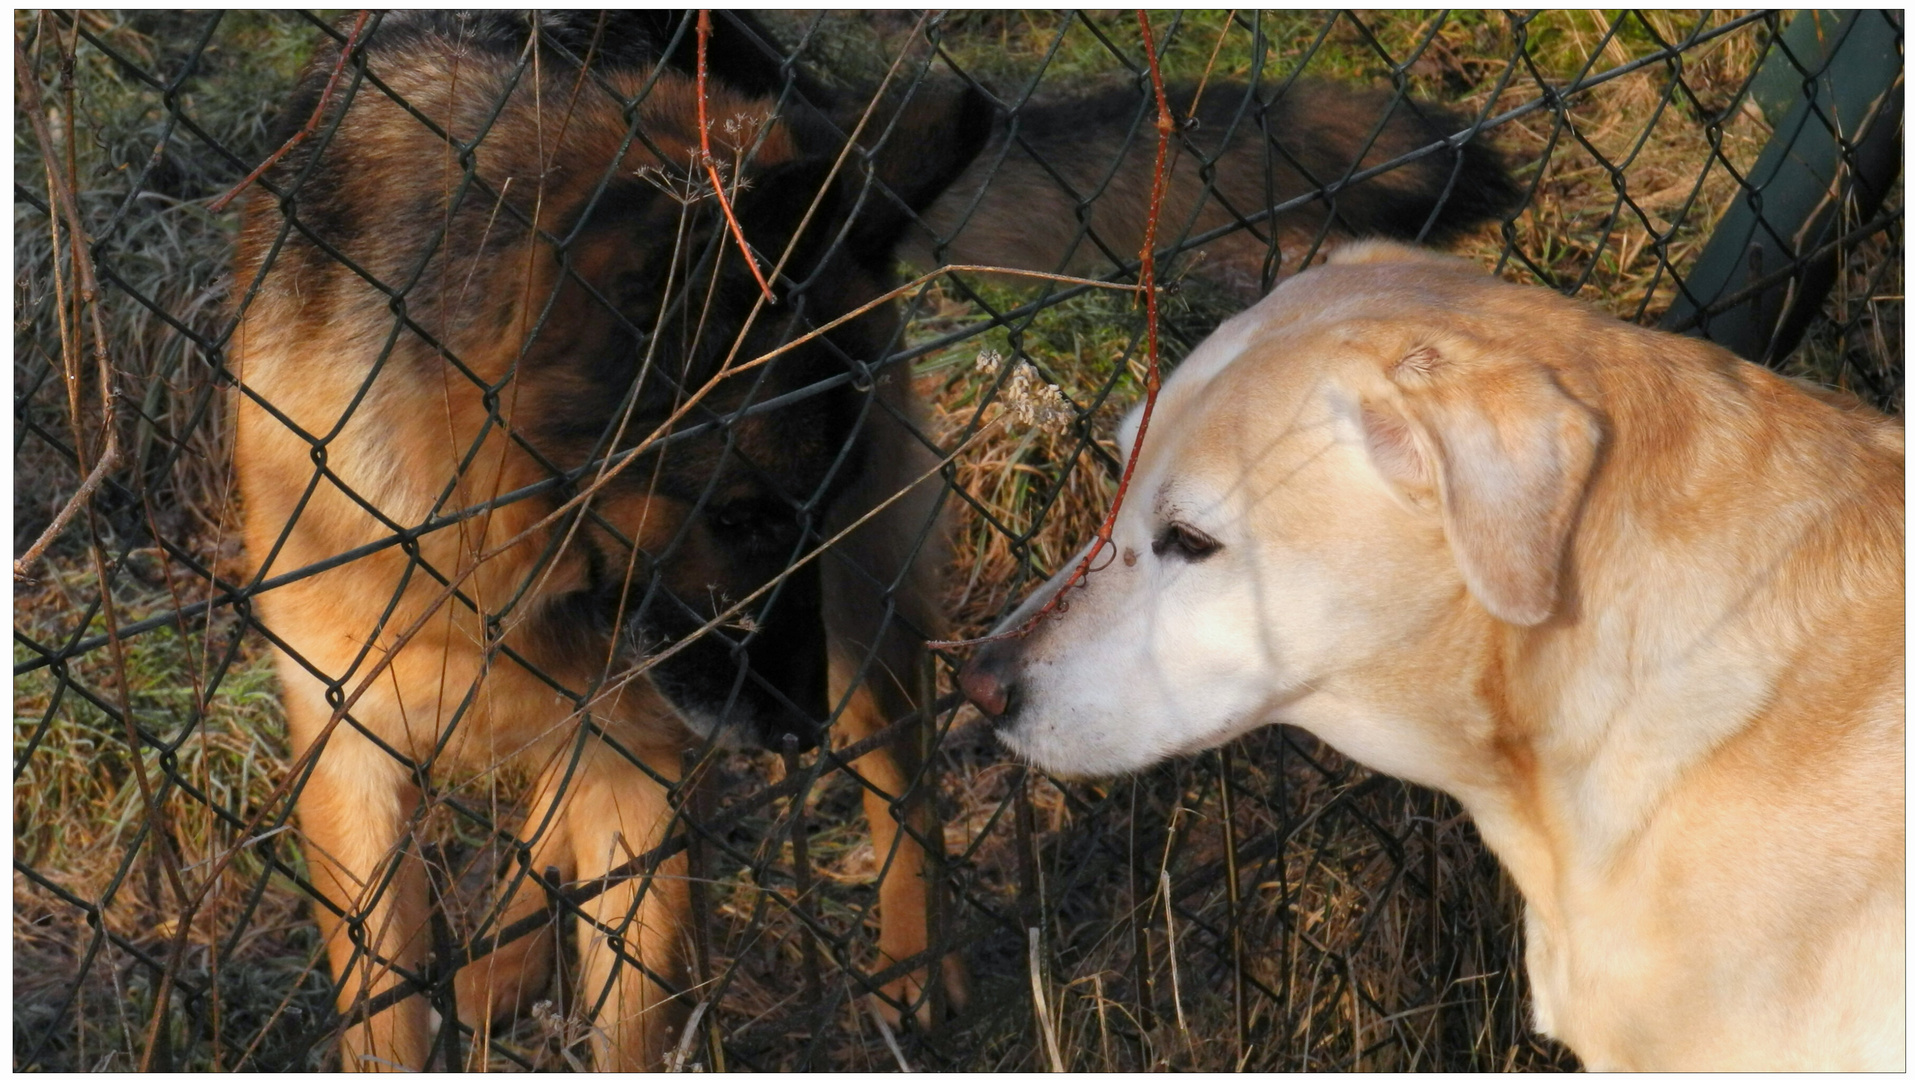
[1367,347,1601,626]
[838,83,997,261]
[732,156,844,257]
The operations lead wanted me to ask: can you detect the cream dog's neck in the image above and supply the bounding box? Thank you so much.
[1332,356,1905,1071]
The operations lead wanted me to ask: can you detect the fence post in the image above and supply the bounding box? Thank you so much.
[1662,10,1904,364]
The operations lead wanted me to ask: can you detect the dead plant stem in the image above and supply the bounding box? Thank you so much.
[1029,926,1066,1071]
[14,37,122,584]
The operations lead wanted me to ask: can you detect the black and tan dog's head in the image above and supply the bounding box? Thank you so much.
[524,138,967,748]
[236,11,991,749]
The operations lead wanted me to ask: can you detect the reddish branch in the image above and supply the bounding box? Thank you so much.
[696,10,775,302]
[208,10,370,213]
[931,10,1175,651]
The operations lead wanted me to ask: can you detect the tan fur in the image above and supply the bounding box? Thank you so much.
[978,240,1903,1069]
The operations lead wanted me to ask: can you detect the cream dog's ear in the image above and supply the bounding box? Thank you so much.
[1367,349,1601,625]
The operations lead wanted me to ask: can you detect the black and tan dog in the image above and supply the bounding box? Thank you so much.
[229,11,1515,1070]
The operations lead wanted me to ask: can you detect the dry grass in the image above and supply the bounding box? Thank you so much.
[14,9,1899,1072]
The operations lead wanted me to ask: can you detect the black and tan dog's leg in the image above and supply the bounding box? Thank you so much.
[822,394,969,1029]
[831,651,970,1029]
[294,717,435,1071]
[562,725,694,1070]
[453,763,571,1050]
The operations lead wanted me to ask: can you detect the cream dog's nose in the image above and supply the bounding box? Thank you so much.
[958,641,1018,722]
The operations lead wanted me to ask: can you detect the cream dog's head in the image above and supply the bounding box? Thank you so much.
[960,241,1602,786]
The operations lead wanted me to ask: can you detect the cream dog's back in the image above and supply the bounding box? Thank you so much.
[964,240,1903,1069]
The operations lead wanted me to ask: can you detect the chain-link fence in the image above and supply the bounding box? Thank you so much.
[15,9,1902,1072]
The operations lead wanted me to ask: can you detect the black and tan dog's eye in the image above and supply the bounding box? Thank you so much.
[709,500,799,551]
[1151,522,1220,561]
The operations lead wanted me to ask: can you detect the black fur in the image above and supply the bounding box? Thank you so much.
[901,77,1520,295]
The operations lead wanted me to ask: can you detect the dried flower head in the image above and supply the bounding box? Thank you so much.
[530,999,592,1070]
[718,111,764,151]
[636,150,751,206]
[981,351,1074,436]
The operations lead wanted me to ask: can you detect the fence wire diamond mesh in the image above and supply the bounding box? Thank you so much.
[14,9,1903,1072]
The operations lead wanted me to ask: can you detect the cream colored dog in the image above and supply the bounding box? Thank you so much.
[959,241,1904,1071]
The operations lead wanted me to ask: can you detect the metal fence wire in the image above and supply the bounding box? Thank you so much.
[14,9,1903,1072]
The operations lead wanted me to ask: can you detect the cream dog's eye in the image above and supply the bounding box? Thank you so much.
[1151,522,1220,561]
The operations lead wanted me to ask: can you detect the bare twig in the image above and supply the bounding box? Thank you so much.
[711,9,932,376]
[662,999,711,1072]
[207,11,371,213]
[864,995,916,1073]
[1186,10,1238,121]
[14,443,118,584]
[1161,868,1191,1057]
